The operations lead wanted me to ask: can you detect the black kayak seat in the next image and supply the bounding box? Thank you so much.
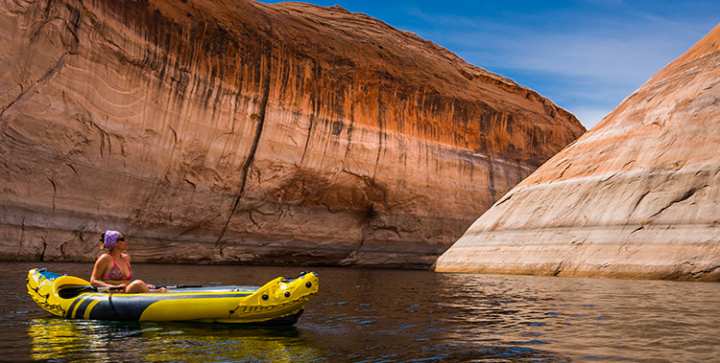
[58,285,98,299]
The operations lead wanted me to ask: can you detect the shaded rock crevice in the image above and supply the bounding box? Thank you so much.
[39,239,47,262]
[46,176,57,212]
[630,190,651,216]
[215,41,274,248]
[649,185,708,219]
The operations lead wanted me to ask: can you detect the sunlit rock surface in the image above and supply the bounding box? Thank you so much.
[436,25,720,280]
[0,0,583,267]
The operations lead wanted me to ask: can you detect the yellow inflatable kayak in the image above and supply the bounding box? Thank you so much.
[26,268,319,324]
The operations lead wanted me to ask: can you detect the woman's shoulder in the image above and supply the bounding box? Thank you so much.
[96,252,112,260]
[95,253,112,264]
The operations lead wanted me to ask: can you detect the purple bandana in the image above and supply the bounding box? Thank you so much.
[103,230,122,250]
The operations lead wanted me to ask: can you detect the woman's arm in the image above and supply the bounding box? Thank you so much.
[90,254,126,288]
[123,254,158,290]
[125,254,156,289]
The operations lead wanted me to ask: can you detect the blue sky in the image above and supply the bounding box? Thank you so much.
[262,1,719,128]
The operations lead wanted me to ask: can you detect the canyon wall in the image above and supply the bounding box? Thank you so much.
[436,25,720,280]
[0,0,583,267]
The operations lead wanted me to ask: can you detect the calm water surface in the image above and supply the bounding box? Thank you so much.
[2,262,719,362]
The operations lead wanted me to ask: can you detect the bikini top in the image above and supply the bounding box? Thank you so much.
[102,255,133,281]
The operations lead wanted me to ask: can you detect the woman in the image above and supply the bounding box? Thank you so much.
[90,230,160,293]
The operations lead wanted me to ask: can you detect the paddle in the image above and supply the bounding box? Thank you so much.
[94,284,206,292]
[59,284,196,296]
[155,284,205,289]
[60,283,230,297]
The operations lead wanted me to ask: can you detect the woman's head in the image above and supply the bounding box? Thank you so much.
[100,230,126,251]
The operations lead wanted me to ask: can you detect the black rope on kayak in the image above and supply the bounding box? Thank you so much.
[108,293,120,319]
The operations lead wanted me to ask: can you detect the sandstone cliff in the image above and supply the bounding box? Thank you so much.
[436,25,720,279]
[0,0,583,267]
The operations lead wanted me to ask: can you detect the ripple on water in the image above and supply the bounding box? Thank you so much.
[3,262,720,362]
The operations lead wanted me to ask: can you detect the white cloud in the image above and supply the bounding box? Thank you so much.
[403,6,717,129]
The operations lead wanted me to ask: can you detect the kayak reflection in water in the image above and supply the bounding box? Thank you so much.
[90,230,165,293]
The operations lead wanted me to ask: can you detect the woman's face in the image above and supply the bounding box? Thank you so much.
[117,239,128,251]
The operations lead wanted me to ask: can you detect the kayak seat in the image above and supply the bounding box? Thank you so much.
[58,285,97,299]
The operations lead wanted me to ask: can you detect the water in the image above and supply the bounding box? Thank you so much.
[2,262,719,362]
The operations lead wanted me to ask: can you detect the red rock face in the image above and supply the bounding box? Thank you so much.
[437,25,720,280]
[0,0,583,267]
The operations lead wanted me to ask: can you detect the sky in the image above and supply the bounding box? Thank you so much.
[261,0,719,129]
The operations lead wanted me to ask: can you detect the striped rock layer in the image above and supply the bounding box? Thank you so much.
[0,0,583,267]
[436,25,720,280]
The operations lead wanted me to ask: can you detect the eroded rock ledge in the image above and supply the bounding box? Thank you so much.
[436,25,720,279]
[0,0,583,267]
